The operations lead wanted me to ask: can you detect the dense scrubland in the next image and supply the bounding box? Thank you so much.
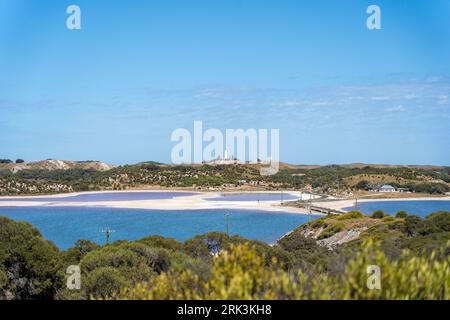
[1,162,449,195]
[1,210,449,300]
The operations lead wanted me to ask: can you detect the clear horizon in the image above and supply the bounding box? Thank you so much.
[1,0,449,165]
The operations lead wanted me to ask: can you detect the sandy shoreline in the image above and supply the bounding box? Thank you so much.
[0,190,314,215]
[1,190,449,215]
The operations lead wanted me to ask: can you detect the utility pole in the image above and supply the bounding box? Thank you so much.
[308,192,312,222]
[309,192,312,213]
[355,197,358,211]
[100,226,116,245]
[225,212,230,237]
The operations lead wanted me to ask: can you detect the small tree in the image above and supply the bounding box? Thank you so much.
[395,210,408,219]
[15,159,25,164]
[354,180,371,191]
[371,210,385,219]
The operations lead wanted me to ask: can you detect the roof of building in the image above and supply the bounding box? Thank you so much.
[379,184,395,189]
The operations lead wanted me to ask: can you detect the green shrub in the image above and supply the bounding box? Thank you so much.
[0,217,63,299]
[138,235,183,251]
[77,242,159,299]
[112,241,450,300]
[382,215,395,222]
[337,211,364,220]
[63,240,100,265]
[85,267,130,299]
[371,210,385,219]
[310,218,326,228]
[404,215,423,236]
[318,222,345,240]
[395,211,408,219]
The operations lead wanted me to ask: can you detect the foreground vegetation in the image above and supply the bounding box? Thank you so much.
[1,210,449,300]
[1,162,449,195]
[113,240,449,300]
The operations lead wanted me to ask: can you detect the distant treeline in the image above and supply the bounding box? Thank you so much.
[0,159,25,164]
[355,180,450,194]
[269,165,450,194]
[1,163,450,195]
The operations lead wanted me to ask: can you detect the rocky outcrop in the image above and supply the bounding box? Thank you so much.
[287,212,381,251]
[316,227,367,250]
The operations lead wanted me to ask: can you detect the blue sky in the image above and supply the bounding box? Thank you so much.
[0,0,449,165]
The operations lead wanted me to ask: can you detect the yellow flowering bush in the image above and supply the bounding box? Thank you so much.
[111,240,450,300]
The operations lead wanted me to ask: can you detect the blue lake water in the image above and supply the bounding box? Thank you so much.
[0,206,318,249]
[207,193,299,201]
[0,192,196,202]
[344,200,450,217]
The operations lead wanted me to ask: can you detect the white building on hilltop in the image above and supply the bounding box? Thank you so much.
[207,149,239,165]
[206,149,268,166]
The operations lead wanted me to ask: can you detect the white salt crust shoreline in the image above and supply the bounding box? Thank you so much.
[0,190,313,215]
[0,190,449,215]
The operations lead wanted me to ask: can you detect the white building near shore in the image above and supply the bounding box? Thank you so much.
[378,184,396,193]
